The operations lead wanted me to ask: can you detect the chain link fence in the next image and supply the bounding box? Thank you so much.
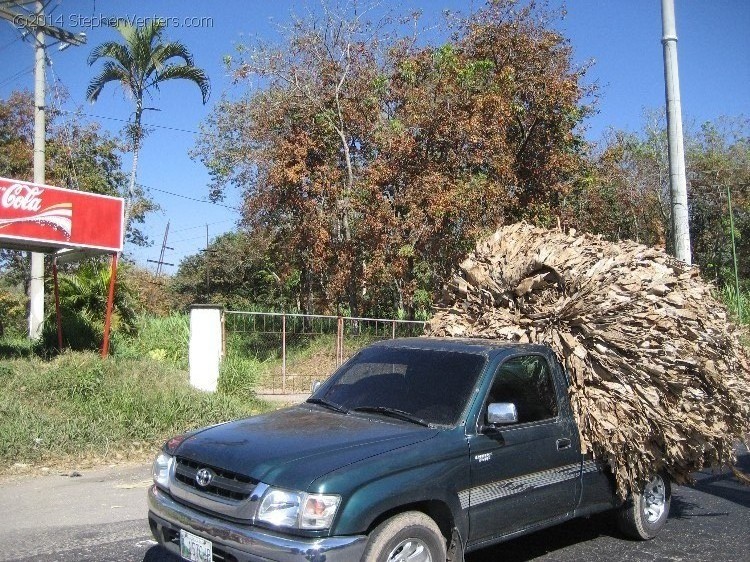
[224,312,426,395]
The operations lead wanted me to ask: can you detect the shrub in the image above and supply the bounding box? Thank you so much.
[39,261,138,353]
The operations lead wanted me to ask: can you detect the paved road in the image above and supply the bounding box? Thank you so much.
[0,451,748,562]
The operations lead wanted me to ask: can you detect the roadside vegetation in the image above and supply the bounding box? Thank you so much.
[0,313,269,475]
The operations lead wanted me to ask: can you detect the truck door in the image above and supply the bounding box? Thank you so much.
[465,353,580,545]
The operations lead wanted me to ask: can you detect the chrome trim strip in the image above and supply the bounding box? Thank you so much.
[582,460,602,474]
[459,463,581,509]
[149,485,368,562]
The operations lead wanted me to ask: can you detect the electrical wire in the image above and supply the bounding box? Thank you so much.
[138,182,243,212]
[168,218,238,234]
[0,35,24,54]
[0,65,34,88]
[58,109,202,136]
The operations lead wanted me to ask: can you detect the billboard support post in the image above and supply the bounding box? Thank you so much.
[101,253,119,358]
[52,258,62,351]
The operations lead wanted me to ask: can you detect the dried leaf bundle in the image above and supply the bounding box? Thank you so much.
[426,223,750,496]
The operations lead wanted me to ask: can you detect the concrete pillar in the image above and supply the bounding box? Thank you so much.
[661,0,692,264]
[189,305,224,392]
[29,1,46,339]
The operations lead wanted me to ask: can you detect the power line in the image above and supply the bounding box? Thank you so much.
[0,65,34,88]
[0,34,24,53]
[138,182,243,212]
[58,108,202,135]
[147,221,174,276]
[169,234,209,244]
[170,218,237,234]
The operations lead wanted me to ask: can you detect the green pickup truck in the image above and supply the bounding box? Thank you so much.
[148,338,671,562]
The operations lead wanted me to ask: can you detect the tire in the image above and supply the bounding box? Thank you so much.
[362,511,447,562]
[617,473,671,540]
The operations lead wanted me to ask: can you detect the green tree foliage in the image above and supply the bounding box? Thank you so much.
[0,90,34,181]
[194,0,592,317]
[688,117,750,287]
[171,230,297,311]
[87,19,210,228]
[568,113,669,249]
[573,113,750,289]
[121,265,175,316]
[0,282,26,337]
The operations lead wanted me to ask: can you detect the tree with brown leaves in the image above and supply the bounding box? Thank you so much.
[195,1,593,317]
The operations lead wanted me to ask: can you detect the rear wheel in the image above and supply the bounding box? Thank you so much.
[362,511,447,562]
[617,473,671,540]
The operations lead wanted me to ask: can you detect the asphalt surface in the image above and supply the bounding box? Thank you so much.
[0,450,748,562]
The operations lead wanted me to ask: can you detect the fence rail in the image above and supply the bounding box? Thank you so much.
[224,311,426,395]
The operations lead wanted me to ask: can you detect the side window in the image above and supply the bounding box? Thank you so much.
[488,355,558,424]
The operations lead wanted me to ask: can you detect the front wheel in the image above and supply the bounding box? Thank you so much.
[617,473,671,540]
[362,511,447,562]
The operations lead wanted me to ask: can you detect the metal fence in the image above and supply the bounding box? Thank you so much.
[224,311,426,395]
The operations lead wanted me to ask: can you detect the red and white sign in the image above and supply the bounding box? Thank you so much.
[0,177,124,253]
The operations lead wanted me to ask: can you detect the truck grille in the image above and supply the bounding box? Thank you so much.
[174,457,257,502]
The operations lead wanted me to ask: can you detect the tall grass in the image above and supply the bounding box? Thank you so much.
[113,313,190,368]
[218,353,265,397]
[0,352,267,468]
[719,283,750,325]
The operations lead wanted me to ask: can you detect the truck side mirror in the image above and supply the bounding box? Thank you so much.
[311,380,322,393]
[487,402,518,425]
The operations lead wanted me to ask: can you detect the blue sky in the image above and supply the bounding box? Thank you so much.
[0,0,748,270]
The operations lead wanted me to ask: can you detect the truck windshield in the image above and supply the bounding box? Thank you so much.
[315,346,486,426]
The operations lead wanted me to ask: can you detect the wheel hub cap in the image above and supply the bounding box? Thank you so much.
[386,538,432,562]
[643,476,666,523]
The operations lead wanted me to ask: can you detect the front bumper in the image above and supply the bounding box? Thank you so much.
[148,485,368,562]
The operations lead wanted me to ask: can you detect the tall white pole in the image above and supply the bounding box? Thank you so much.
[29,0,45,338]
[661,0,692,265]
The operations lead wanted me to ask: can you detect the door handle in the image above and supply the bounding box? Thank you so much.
[556,438,572,450]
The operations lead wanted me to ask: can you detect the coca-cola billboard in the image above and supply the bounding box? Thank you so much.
[0,177,124,253]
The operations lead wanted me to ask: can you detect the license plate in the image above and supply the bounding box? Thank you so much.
[180,529,213,562]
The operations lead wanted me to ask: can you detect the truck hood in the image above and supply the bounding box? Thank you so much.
[174,405,439,490]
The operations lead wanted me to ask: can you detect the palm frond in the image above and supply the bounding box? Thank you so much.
[86,61,132,102]
[133,19,167,75]
[151,41,195,69]
[148,64,211,104]
[87,41,131,67]
[114,19,139,47]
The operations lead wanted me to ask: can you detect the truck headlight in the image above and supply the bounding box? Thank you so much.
[257,487,341,530]
[152,451,174,491]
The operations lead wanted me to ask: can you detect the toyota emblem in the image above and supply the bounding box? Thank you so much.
[195,468,214,488]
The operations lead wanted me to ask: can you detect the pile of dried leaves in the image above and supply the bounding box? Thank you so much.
[426,222,750,496]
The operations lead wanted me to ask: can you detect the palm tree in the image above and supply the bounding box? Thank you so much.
[86,19,210,228]
[42,261,137,351]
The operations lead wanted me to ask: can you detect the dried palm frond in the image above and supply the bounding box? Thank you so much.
[426,223,750,497]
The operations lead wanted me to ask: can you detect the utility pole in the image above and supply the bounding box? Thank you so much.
[661,0,692,265]
[147,221,174,277]
[0,0,86,338]
[199,223,216,302]
[29,0,46,339]
[205,224,210,298]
